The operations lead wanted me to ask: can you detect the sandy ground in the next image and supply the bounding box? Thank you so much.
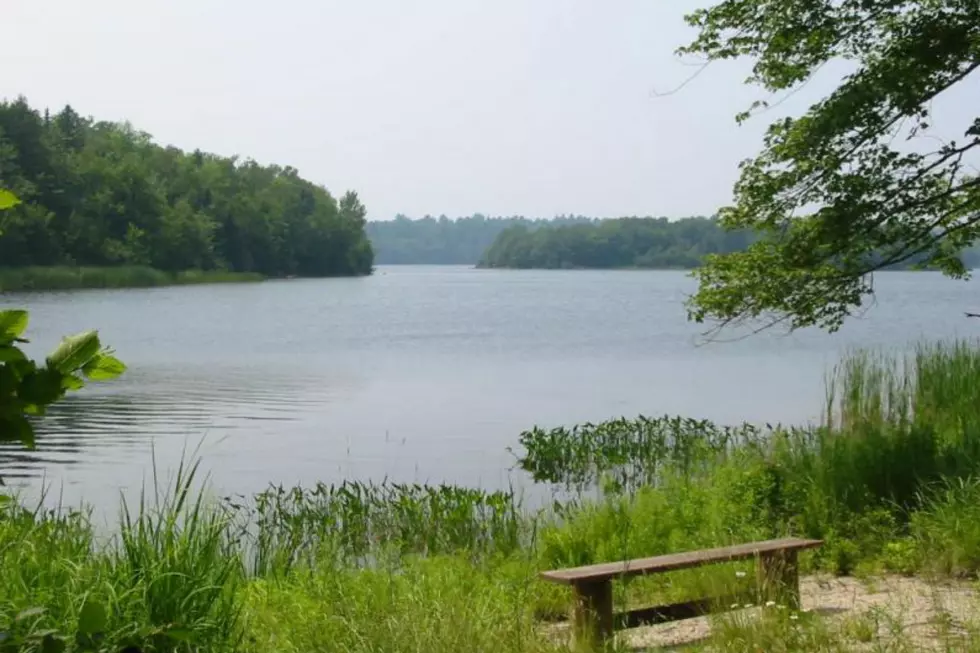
[544,574,980,651]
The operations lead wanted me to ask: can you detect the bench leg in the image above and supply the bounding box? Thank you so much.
[757,550,800,610]
[572,579,613,649]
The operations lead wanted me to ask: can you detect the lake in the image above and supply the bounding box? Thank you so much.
[1,266,976,513]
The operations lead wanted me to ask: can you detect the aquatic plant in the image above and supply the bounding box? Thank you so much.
[230,480,525,575]
[513,414,765,492]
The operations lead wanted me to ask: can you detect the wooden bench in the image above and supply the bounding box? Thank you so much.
[540,537,823,647]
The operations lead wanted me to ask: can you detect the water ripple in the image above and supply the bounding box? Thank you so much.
[0,366,334,479]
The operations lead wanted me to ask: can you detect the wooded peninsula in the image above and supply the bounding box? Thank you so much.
[0,97,373,287]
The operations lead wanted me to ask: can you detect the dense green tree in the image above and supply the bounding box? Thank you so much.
[0,97,373,277]
[680,0,980,332]
[479,216,755,269]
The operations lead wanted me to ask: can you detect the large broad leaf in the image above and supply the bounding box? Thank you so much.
[0,189,20,211]
[0,310,28,342]
[76,597,107,636]
[0,414,34,448]
[18,368,65,407]
[0,345,26,363]
[46,331,100,374]
[61,374,85,391]
[82,353,126,381]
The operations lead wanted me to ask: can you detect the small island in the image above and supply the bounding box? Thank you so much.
[478,216,753,269]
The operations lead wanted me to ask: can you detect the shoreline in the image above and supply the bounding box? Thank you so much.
[0,266,377,293]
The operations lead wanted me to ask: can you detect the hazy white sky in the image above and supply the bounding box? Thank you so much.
[3,0,851,220]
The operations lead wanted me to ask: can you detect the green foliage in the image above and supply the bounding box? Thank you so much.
[514,415,763,492]
[235,480,523,575]
[681,0,980,332]
[0,309,125,448]
[0,189,19,211]
[910,476,980,576]
[0,98,373,279]
[114,458,243,652]
[480,216,755,269]
[0,464,240,653]
[243,556,561,653]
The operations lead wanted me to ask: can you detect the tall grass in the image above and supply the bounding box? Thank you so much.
[114,458,243,651]
[0,460,244,652]
[5,339,980,651]
[0,266,264,292]
[233,480,524,575]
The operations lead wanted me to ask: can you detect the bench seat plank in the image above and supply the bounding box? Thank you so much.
[540,537,822,584]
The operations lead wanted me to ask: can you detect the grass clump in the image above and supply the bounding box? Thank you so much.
[0,266,264,292]
[0,461,242,652]
[242,555,562,653]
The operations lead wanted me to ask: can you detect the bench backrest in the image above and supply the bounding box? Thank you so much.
[539,537,823,585]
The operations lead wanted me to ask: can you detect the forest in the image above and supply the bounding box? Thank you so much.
[478,216,756,269]
[478,217,980,271]
[365,214,597,264]
[0,97,373,278]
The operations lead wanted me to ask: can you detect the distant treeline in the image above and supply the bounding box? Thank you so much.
[0,97,373,278]
[479,216,753,269]
[366,214,601,264]
[478,216,980,271]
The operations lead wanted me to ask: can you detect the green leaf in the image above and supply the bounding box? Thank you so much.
[82,353,126,381]
[0,414,34,448]
[0,190,20,211]
[0,310,28,341]
[0,346,26,363]
[40,634,66,653]
[18,369,65,407]
[61,375,85,391]
[47,331,100,374]
[76,598,107,636]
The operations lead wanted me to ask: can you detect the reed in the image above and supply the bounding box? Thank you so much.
[233,480,524,575]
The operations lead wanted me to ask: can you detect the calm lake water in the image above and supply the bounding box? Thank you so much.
[0,266,976,512]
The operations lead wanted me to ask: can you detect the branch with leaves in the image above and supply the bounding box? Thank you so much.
[681,0,980,333]
[0,310,126,449]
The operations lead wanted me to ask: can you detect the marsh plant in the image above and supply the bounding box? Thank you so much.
[230,480,526,575]
[513,414,765,493]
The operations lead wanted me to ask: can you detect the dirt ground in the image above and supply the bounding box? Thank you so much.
[545,574,980,651]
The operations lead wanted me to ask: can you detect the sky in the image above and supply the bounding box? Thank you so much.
[0,0,870,220]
